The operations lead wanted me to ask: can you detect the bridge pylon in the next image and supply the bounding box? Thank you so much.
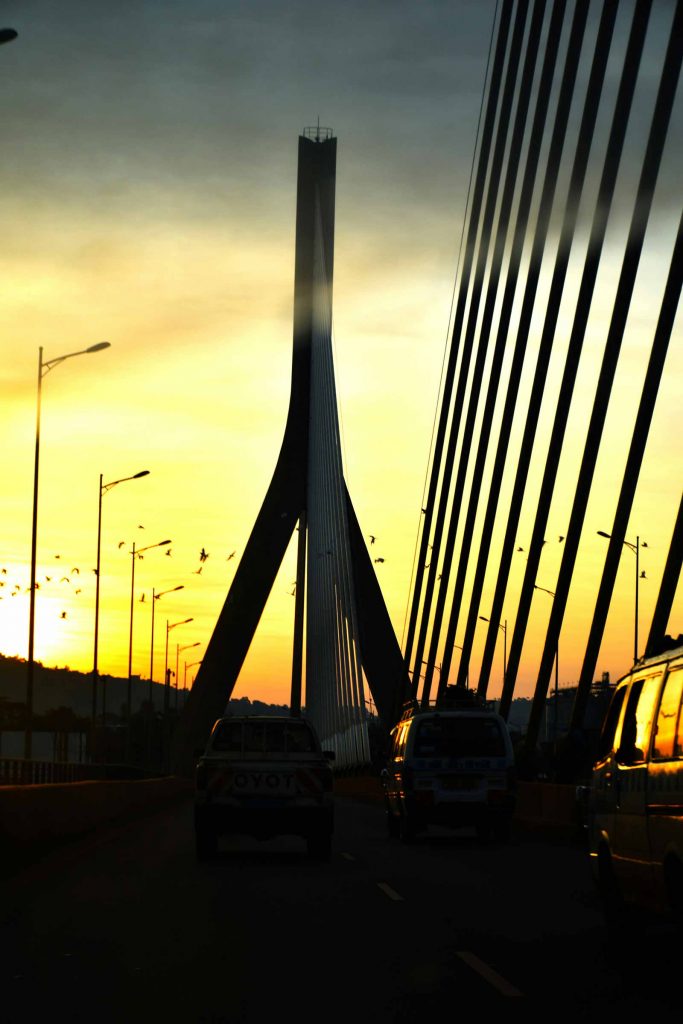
[173,131,407,773]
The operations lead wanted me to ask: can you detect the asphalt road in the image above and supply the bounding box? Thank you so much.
[1,797,679,1022]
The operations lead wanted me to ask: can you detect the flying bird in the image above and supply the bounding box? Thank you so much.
[60,577,70,583]
[138,525,145,529]
[118,541,125,549]
[226,551,236,561]
[193,566,203,575]
[54,555,61,559]
[1,568,6,574]
[45,576,51,582]
[558,536,565,543]
[139,593,146,602]
[199,548,209,563]
[75,588,81,594]
[374,557,385,564]
[517,547,524,552]
[640,571,647,579]
[165,548,172,556]
[424,563,430,570]
[60,611,67,619]
[369,535,376,545]
[642,541,648,548]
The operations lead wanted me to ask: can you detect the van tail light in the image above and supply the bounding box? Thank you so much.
[196,761,208,791]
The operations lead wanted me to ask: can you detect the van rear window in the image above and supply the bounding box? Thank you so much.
[414,717,505,758]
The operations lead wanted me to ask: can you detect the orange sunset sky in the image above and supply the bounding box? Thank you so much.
[0,1,680,709]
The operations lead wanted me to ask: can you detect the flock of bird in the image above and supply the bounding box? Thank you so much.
[0,535,242,623]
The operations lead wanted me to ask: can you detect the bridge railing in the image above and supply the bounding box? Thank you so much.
[0,758,164,786]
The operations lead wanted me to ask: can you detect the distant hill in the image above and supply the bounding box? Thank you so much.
[0,655,290,720]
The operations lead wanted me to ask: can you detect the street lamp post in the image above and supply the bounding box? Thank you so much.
[126,539,171,758]
[177,642,200,711]
[184,659,203,699]
[149,586,184,708]
[25,341,110,760]
[597,531,645,663]
[451,643,469,689]
[533,585,559,742]
[164,618,193,716]
[479,616,507,686]
[93,470,149,752]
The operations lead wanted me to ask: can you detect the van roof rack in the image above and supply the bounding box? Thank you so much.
[396,688,494,722]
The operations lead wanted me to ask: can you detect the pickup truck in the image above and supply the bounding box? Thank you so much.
[194,715,335,861]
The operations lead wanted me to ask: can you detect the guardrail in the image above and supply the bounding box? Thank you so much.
[0,759,163,786]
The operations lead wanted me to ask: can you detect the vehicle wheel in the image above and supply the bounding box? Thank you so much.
[307,832,332,862]
[399,810,417,844]
[195,826,218,862]
[597,846,626,926]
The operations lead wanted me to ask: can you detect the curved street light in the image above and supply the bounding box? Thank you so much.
[149,585,184,708]
[597,530,647,663]
[126,539,171,747]
[184,658,203,693]
[25,341,111,760]
[176,641,200,710]
[533,584,560,743]
[164,618,193,715]
[93,470,149,747]
[0,28,18,44]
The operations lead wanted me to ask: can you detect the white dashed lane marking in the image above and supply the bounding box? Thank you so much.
[377,882,404,902]
[456,951,523,998]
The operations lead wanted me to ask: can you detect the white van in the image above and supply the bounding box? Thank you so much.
[589,640,683,917]
[382,692,516,842]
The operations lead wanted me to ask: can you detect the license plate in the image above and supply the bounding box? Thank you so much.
[441,776,478,791]
[231,771,295,796]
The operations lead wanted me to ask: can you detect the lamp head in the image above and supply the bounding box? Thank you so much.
[86,342,111,354]
[597,530,611,539]
[133,470,150,479]
[0,28,18,44]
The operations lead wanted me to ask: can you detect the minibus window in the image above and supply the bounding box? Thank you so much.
[597,686,626,761]
[653,668,683,760]
[616,676,660,765]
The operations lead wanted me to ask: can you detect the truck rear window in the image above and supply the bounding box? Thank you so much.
[211,720,317,754]
[414,717,505,758]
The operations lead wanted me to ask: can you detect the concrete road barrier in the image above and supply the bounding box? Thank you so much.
[0,776,192,856]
